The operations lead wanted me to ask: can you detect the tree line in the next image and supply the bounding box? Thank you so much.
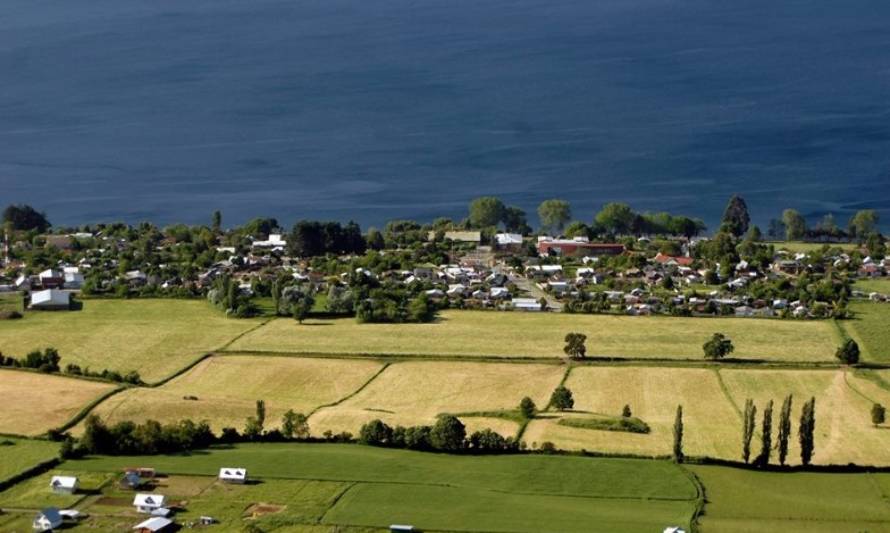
[741,395,816,467]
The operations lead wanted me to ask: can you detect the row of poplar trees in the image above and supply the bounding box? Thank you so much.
[742,395,816,467]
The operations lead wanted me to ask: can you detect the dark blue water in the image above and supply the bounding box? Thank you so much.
[2,0,890,230]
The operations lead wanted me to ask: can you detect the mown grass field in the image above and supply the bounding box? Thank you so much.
[841,302,890,362]
[81,355,384,432]
[64,443,697,533]
[765,241,858,253]
[690,465,890,532]
[0,292,23,313]
[230,310,840,362]
[524,366,890,465]
[0,369,117,436]
[309,361,565,437]
[853,277,890,294]
[0,299,264,382]
[0,438,59,485]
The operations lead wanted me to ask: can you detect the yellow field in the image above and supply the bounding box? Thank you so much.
[308,361,566,437]
[523,366,890,465]
[0,299,264,382]
[230,310,839,362]
[0,370,117,436]
[523,367,739,458]
[80,355,384,433]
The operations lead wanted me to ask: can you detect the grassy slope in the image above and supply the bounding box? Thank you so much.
[68,443,697,533]
[0,299,264,382]
[231,310,838,362]
[0,438,58,484]
[83,355,384,433]
[0,370,116,436]
[690,465,890,532]
[842,302,890,362]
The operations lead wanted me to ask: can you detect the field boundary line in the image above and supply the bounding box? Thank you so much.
[679,465,706,533]
[51,385,129,435]
[215,316,278,352]
[712,368,743,420]
[843,370,876,404]
[308,362,392,417]
[316,481,357,524]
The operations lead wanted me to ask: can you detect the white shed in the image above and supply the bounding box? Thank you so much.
[133,493,167,514]
[218,467,247,484]
[49,475,79,495]
[30,289,70,310]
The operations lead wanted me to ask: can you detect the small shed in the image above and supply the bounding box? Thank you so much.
[133,516,174,533]
[49,475,79,495]
[219,467,247,484]
[32,508,62,532]
[29,289,70,310]
[121,471,143,490]
[133,493,167,514]
[390,525,415,532]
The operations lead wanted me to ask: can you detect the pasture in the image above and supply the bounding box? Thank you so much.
[524,366,890,465]
[229,310,839,362]
[690,465,890,532]
[0,299,264,382]
[841,302,890,362]
[765,241,858,253]
[0,370,117,436]
[853,277,890,294]
[80,355,384,432]
[308,360,565,437]
[0,438,59,485]
[0,292,23,313]
[67,443,698,533]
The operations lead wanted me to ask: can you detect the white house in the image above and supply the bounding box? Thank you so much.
[511,297,542,311]
[30,289,70,310]
[133,493,167,514]
[50,475,79,495]
[32,508,63,532]
[494,233,523,248]
[252,234,287,250]
[63,267,84,289]
[133,516,174,533]
[218,467,247,484]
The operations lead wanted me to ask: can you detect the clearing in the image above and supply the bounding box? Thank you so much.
[0,369,117,436]
[0,299,265,382]
[308,360,566,437]
[229,310,839,362]
[79,355,384,433]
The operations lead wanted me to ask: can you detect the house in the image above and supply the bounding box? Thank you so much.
[133,493,167,514]
[121,471,143,490]
[494,233,523,250]
[44,234,74,250]
[63,267,84,289]
[511,297,542,311]
[428,230,481,243]
[734,305,756,317]
[490,287,510,299]
[218,467,247,484]
[132,517,174,533]
[38,269,65,289]
[29,289,70,310]
[653,253,694,267]
[32,508,63,532]
[390,525,415,532]
[49,475,78,495]
[537,237,625,257]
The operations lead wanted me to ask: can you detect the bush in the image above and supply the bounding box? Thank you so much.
[836,339,860,365]
[0,310,22,320]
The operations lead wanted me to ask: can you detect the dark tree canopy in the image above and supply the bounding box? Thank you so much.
[468,197,506,228]
[703,333,734,360]
[537,199,572,234]
[3,204,50,232]
[549,386,574,411]
[836,339,860,365]
[720,195,750,237]
[563,332,587,359]
[430,414,466,451]
[519,396,537,419]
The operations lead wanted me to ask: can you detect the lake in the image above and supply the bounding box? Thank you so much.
[1,0,889,230]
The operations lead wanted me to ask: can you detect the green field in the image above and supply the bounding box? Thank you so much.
[0,438,59,485]
[841,302,890,362]
[64,443,697,533]
[0,292,23,314]
[230,310,840,362]
[853,277,890,294]
[690,465,890,532]
[765,241,858,253]
[0,299,264,382]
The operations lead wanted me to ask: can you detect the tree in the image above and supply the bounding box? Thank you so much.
[359,419,394,446]
[468,197,506,228]
[430,414,466,451]
[622,405,632,418]
[366,227,385,250]
[799,397,816,466]
[742,399,757,464]
[672,405,684,463]
[594,203,635,235]
[756,400,773,467]
[872,403,886,427]
[703,333,734,360]
[407,293,437,323]
[835,339,860,365]
[281,410,309,439]
[211,210,222,232]
[720,195,751,237]
[848,209,879,240]
[549,386,574,411]
[768,218,785,240]
[537,199,572,234]
[256,400,266,430]
[2,204,50,232]
[782,209,807,240]
[563,332,587,359]
[519,397,537,419]
[777,394,793,466]
[503,206,530,234]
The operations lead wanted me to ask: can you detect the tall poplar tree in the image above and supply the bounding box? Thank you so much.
[742,399,757,464]
[673,405,684,463]
[756,400,773,467]
[777,394,793,466]
[799,397,816,466]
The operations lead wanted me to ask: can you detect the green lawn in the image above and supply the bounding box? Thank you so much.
[0,469,113,508]
[854,277,890,294]
[689,464,890,532]
[0,299,264,382]
[0,292,23,313]
[841,302,890,362]
[229,310,840,362]
[0,438,59,485]
[765,241,858,254]
[67,443,697,533]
